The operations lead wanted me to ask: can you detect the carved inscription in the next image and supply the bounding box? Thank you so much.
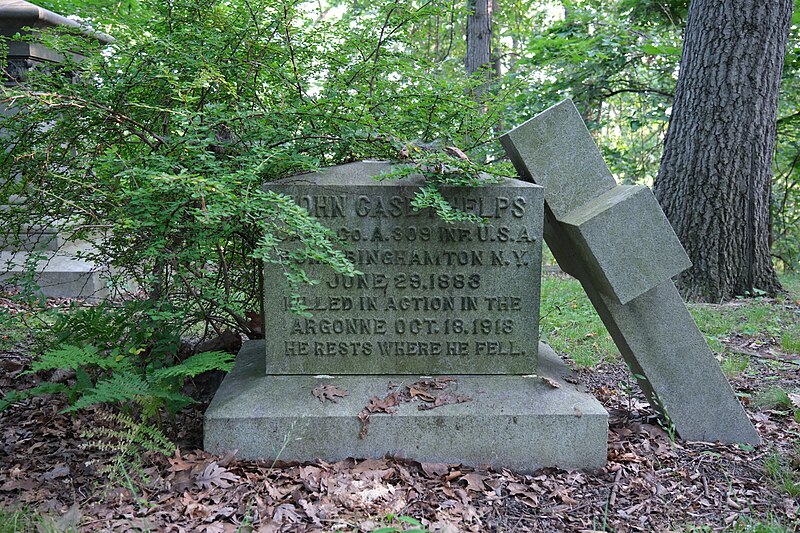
[264,175,544,375]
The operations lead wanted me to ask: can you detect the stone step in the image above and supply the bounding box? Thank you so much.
[0,244,109,300]
[0,226,70,251]
[205,341,609,472]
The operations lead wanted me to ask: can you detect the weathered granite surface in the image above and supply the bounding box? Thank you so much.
[264,162,544,375]
[500,100,616,221]
[205,340,609,472]
[559,184,691,305]
[501,99,760,444]
[0,243,110,300]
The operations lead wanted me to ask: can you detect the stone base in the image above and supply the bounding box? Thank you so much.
[204,341,608,472]
[0,245,110,300]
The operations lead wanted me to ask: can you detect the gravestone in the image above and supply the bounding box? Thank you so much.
[205,161,609,471]
[263,163,541,375]
[0,1,114,300]
[501,99,760,444]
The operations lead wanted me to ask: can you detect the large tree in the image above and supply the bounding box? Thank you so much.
[654,0,791,301]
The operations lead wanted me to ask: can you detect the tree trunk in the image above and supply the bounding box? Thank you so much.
[465,0,492,77]
[654,0,790,302]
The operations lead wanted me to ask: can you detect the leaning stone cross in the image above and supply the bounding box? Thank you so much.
[501,99,760,444]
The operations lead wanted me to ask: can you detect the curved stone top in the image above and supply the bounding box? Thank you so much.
[0,0,112,43]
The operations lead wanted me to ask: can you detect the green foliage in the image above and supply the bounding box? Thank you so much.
[381,151,512,224]
[21,341,232,416]
[0,0,508,339]
[781,332,800,354]
[763,452,800,498]
[685,519,798,533]
[754,386,794,411]
[81,411,175,489]
[1,301,233,435]
[539,274,618,367]
[689,299,796,353]
[0,382,68,412]
[0,507,69,533]
[370,514,428,533]
[720,353,750,379]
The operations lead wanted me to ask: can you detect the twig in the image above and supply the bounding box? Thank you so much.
[727,347,800,363]
[609,467,623,507]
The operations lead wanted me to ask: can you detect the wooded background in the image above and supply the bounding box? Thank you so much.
[2,0,798,319]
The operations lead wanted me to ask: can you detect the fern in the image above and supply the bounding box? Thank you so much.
[65,372,192,413]
[148,350,234,381]
[28,344,130,374]
[81,411,175,489]
[0,383,67,411]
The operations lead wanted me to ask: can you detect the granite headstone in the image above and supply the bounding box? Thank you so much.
[205,161,610,471]
[263,161,542,375]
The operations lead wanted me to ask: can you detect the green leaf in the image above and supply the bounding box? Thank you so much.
[148,350,234,382]
[64,372,154,412]
[0,383,68,411]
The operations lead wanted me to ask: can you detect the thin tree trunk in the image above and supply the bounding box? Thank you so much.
[654,0,790,301]
[465,0,492,77]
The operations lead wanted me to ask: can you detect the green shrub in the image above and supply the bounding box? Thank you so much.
[0,0,510,338]
[1,301,233,432]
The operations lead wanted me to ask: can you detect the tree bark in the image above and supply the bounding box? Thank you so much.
[654,0,790,302]
[465,0,492,77]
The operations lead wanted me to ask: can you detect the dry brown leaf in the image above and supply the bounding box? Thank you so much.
[312,383,349,403]
[272,503,300,523]
[443,146,470,161]
[358,393,400,438]
[168,448,196,473]
[541,376,561,388]
[513,491,540,508]
[408,386,436,402]
[357,483,393,503]
[40,464,69,481]
[461,472,488,492]
[445,470,462,482]
[430,376,457,389]
[788,392,800,409]
[200,523,226,533]
[430,521,461,533]
[217,449,238,467]
[418,393,471,411]
[421,463,451,478]
[352,458,388,474]
[195,462,240,489]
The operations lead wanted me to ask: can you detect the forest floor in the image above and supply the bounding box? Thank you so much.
[1,277,799,532]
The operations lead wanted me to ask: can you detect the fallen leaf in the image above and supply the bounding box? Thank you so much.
[40,465,70,481]
[461,472,488,492]
[195,462,240,489]
[352,458,389,475]
[54,503,82,530]
[217,449,238,467]
[417,392,471,411]
[358,393,400,438]
[312,384,349,403]
[444,146,470,161]
[541,376,561,388]
[408,385,436,402]
[420,463,450,477]
[168,448,195,473]
[272,503,300,524]
[788,392,800,409]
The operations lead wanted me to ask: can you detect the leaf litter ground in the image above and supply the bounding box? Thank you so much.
[1,300,799,531]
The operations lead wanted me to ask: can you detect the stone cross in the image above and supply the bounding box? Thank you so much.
[501,99,760,444]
